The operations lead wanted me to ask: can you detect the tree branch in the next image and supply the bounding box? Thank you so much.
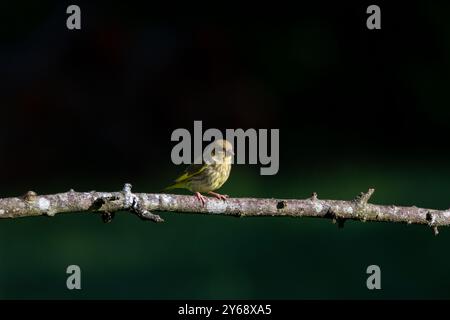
[0,184,448,235]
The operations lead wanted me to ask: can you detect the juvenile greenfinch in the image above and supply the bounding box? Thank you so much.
[164,139,234,206]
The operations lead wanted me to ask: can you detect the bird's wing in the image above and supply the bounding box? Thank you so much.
[174,163,207,183]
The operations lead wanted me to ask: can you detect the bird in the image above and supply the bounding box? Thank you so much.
[164,139,234,206]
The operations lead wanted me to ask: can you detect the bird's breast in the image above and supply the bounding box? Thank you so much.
[187,162,231,192]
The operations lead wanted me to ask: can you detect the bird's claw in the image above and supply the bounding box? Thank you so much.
[208,191,228,201]
[194,192,207,206]
[195,192,228,206]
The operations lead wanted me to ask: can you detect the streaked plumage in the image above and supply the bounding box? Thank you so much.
[164,139,233,205]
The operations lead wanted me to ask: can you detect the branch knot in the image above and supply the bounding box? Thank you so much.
[123,183,135,209]
[122,183,164,223]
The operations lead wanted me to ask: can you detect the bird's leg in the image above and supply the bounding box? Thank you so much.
[208,191,228,201]
[194,192,207,206]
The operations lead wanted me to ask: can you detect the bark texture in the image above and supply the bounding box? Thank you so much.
[0,184,448,235]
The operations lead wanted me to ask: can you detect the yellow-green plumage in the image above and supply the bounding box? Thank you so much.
[164,139,233,195]
[164,162,231,193]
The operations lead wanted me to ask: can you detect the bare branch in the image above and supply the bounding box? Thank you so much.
[0,184,449,234]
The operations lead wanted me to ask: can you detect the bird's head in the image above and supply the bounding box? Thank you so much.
[209,139,234,163]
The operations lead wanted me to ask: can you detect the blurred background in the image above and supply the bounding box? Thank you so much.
[1,1,450,299]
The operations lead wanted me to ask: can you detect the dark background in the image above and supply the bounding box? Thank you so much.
[1,1,450,299]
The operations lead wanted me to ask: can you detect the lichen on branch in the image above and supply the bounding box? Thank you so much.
[0,184,448,235]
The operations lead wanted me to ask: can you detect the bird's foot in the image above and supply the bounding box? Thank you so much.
[194,192,207,206]
[208,191,228,201]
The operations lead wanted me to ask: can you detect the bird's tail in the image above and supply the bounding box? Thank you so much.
[161,182,184,192]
